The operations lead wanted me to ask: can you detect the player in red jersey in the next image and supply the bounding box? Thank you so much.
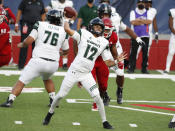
[91,17,120,111]
[0,7,12,67]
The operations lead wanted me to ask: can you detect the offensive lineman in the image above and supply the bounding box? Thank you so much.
[46,0,74,70]
[97,3,144,104]
[164,8,175,73]
[0,10,69,108]
[42,17,126,129]
[0,7,12,67]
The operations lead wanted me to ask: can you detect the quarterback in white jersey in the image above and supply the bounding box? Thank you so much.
[0,10,69,108]
[164,8,175,73]
[43,17,126,129]
[97,3,144,104]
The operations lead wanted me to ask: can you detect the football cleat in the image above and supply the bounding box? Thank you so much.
[62,64,68,70]
[116,88,123,104]
[48,98,59,108]
[103,92,110,106]
[0,98,13,108]
[103,121,114,129]
[43,112,54,125]
[168,122,175,128]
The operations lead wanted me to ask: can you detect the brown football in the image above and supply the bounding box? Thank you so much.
[64,7,77,18]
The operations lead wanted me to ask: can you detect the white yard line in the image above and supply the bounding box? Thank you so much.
[109,105,175,116]
[0,70,175,81]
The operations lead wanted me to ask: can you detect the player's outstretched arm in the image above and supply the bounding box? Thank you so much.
[64,19,75,36]
[17,36,35,48]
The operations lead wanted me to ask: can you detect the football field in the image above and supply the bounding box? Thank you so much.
[0,69,175,131]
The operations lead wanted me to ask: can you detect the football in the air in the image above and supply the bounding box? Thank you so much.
[64,7,77,18]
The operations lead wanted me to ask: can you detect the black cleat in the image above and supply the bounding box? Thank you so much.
[116,88,123,104]
[0,98,13,108]
[103,92,110,106]
[62,64,68,70]
[141,70,149,74]
[169,121,175,128]
[48,98,59,108]
[164,70,169,74]
[103,121,114,129]
[43,112,54,125]
[126,70,134,74]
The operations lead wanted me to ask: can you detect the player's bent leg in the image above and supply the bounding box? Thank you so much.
[0,80,25,107]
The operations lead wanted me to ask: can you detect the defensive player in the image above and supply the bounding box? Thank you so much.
[42,17,126,129]
[91,17,119,111]
[46,0,74,70]
[0,10,69,108]
[0,7,12,67]
[97,3,144,104]
[164,8,175,73]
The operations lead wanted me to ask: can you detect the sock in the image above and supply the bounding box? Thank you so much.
[9,94,16,101]
[63,58,68,65]
[49,92,55,100]
[165,53,174,72]
[171,115,175,122]
[93,95,107,123]
[117,87,123,95]
[49,93,62,113]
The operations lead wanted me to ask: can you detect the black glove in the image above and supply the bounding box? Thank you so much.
[136,37,145,46]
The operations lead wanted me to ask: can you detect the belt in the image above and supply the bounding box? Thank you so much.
[40,57,56,62]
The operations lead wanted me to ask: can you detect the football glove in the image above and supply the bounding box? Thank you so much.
[136,37,145,46]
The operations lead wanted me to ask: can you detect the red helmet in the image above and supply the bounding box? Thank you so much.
[0,7,6,24]
[102,17,113,38]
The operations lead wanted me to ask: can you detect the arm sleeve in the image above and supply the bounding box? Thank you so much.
[71,30,81,44]
[101,45,113,61]
[29,29,38,40]
[130,10,135,22]
[119,21,127,31]
[61,38,69,50]
[18,0,25,11]
[7,8,16,23]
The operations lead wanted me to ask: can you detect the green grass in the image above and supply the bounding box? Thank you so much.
[0,74,175,131]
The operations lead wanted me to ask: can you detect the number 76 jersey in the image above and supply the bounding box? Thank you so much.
[29,21,69,61]
[70,29,112,73]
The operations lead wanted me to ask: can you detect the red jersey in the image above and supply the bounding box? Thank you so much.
[96,31,118,62]
[0,21,11,55]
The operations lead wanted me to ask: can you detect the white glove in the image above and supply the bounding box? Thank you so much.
[136,37,145,46]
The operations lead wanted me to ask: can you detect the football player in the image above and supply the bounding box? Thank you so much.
[97,3,144,104]
[46,0,74,70]
[43,17,126,129]
[0,7,12,67]
[0,10,69,108]
[91,17,119,111]
[164,8,175,73]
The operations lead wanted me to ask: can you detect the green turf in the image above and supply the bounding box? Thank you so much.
[0,74,175,131]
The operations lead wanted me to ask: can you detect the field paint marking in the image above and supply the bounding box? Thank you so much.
[0,87,44,93]
[131,104,175,111]
[68,99,175,104]
[0,70,175,81]
[109,105,175,116]
[14,121,23,124]
[129,124,138,127]
[72,122,80,125]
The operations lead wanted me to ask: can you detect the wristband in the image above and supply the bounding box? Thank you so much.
[155,32,158,35]
[15,23,18,26]
[114,59,118,65]
[64,18,70,23]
